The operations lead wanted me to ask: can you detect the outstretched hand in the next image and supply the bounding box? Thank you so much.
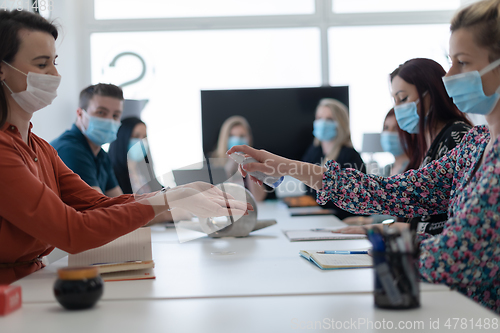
[226,145,292,185]
[332,225,370,235]
[169,181,253,219]
[146,181,253,219]
[342,216,373,226]
[226,145,327,191]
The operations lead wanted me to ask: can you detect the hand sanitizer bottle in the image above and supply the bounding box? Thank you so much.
[229,153,284,188]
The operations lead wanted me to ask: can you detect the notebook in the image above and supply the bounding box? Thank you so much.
[98,268,155,282]
[288,207,337,217]
[283,229,367,242]
[68,228,155,282]
[299,250,372,270]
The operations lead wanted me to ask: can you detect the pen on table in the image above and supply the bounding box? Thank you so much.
[315,250,369,254]
[91,260,143,266]
[310,228,339,233]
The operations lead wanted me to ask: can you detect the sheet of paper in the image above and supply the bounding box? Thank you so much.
[68,228,152,266]
[284,229,367,241]
[288,207,336,216]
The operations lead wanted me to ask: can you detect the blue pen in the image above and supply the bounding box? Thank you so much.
[90,260,142,266]
[310,228,339,233]
[316,250,368,254]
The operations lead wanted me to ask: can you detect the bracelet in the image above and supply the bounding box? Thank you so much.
[160,187,172,211]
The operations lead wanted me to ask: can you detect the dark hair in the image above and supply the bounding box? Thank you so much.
[383,108,395,128]
[108,117,162,194]
[0,10,58,129]
[390,58,472,170]
[79,83,124,110]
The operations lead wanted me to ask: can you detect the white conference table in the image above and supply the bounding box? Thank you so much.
[4,292,498,333]
[16,201,447,303]
[4,201,498,332]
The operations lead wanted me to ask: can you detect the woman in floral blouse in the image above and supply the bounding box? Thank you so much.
[228,0,500,313]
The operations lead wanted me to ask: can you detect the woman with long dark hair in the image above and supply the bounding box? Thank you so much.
[390,58,473,234]
[391,58,472,170]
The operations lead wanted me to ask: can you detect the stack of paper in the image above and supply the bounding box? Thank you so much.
[283,229,367,242]
[68,228,155,282]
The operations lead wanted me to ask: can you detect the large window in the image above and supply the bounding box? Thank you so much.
[91,29,321,177]
[332,0,460,13]
[88,0,472,178]
[94,0,315,20]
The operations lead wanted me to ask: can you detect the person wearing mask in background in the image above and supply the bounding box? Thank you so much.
[212,115,267,201]
[380,108,410,177]
[343,108,408,225]
[0,10,250,284]
[228,0,500,312]
[108,117,163,195]
[302,98,366,220]
[51,83,124,197]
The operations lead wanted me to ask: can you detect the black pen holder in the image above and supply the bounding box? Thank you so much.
[372,251,420,309]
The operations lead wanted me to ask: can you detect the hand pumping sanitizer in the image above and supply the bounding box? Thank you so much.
[229,153,284,188]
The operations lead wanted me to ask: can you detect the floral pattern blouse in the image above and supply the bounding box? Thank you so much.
[317,126,500,313]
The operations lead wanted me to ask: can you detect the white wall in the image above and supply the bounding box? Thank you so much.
[30,0,88,142]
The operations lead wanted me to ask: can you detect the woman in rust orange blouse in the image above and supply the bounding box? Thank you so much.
[0,10,250,284]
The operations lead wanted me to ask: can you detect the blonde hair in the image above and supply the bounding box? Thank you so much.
[451,0,500,62]
[314,98,353,163]
[212,115,253,159]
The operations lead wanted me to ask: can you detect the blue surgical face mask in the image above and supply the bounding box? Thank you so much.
[380,131,404,157]
[442,58,500,115]
[227,136,249,150]
[313,119,337,142]
[394,99,421,134]
[82,110,121,146]
[128,138,148,162]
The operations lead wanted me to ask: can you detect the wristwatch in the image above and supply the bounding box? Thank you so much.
[382,219,395,233]
[382,219,395,226]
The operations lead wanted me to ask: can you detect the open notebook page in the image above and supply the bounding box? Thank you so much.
[68,227,152,266]
[314,253,372,267]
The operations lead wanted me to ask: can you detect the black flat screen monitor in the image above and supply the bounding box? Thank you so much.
[201,86,349,161]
